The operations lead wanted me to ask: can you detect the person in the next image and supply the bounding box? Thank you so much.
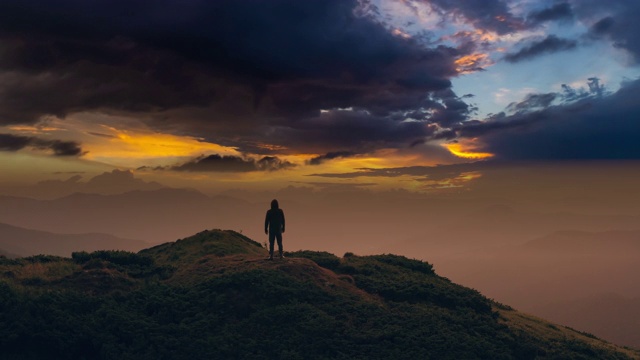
[264,199,285,260]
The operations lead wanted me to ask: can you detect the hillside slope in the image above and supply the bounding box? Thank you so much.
[0,230,637,359]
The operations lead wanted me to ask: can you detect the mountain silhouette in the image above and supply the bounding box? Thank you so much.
[434,228,640,347]
[0,248,18,258]
[523,230,640,253]
[4,169,165,199]
[0,189,254,243]
[532,293,640,349]
[0,230,637,359]
[0,222,149,257]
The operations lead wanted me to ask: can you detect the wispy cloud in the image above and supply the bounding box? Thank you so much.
[504,35,578,63]
[307,151,357,165]
[526,2,574,26]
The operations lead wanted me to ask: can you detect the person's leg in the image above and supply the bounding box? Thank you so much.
[276,233,283,258]
[268,232,276,259]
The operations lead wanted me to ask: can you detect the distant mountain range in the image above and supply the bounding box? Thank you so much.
[532,293,640,349]
[0,229,636,359]
[0,188,256,243]
[2,169,165,199]
[523,229,640,253]
[0,248,18,258]
[3,187,640,256]
[0,222,149,257]
[430,228,640,349]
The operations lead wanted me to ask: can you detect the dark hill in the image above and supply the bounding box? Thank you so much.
[139,229,265,266]
[0,230,637,359]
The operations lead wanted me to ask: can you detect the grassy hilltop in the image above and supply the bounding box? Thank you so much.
[0,230,637,359]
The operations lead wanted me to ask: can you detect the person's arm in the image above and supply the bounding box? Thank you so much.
[264,210,269,234]
[281,209,285,233]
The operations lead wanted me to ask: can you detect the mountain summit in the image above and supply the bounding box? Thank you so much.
[0,230,637,359]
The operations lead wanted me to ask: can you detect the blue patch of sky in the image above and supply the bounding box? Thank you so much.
[371,0,640,119]
[453,18,640,118]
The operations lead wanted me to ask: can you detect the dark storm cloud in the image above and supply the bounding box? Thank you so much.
[504,35,578,63]
[424,0,524,34]
[429,89,477,127]
[0,133,83,156]
[171,154,294,173]
[308,151,357,166]
[0,0,465,155]
[48,140,84,156]
[457,78,640,160]
[0,133,30,151]
[263,109,439,153]
[590,17,615,36]
[526,2,574,25]
[0,36,219,124]
[575,1,640,63]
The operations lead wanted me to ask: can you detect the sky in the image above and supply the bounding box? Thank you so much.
[1,0,640,194]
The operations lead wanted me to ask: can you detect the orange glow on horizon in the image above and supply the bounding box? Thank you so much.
[112,132,235,158]
[7,125,65,133]
[82,127,243,168]
[443,142,494,159]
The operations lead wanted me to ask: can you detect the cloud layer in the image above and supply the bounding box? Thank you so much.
[170,154,294,173]
[504,35,578,63]
[0,0,463,156]
[457,78,640,159]
[576,0,640,64]
[0,0,638,162]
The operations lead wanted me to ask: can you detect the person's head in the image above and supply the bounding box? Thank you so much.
[270,199,279,209]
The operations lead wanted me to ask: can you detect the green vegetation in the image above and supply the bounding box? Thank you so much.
[0,230,636,359]
[139,229,265,266]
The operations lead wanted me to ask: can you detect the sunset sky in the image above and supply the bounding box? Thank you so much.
[2,2,640,346]
[1,0,639,193]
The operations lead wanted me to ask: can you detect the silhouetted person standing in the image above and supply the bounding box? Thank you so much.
[265,199,285,260]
